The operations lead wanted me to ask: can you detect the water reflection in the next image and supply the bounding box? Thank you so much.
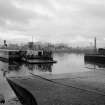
[1,53,100,75]
[24,63,53,72]
[84,59,105,70]
[8,62,22,71]
[0,60,54,75]
[0,62,22,77]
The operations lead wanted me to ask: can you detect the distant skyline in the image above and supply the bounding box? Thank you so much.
[0,0,105,47]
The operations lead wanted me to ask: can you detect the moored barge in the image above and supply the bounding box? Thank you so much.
[84,38,105,63]
[84,53,105,63]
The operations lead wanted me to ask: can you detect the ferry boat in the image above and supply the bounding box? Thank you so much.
[22,49,57,63]
[0,40,56,63]
[21,41,56,63]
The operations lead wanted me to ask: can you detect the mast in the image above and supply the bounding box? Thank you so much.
[28,36,34,50]
[94,37,97,53]
[32,36,33,43]
[32,36,34,50]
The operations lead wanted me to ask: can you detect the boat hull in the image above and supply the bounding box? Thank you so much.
[22,58,57,64]
[84,54,105,63]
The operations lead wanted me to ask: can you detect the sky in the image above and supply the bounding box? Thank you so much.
[0,0,105,47]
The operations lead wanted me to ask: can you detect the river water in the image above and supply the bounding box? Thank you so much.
[0,53,105,100]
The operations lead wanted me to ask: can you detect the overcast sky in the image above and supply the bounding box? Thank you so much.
[0,0,105,47]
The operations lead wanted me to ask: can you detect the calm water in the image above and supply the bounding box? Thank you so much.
[0,53,105,99]
[0,53,90,77]
[1,53,105,77]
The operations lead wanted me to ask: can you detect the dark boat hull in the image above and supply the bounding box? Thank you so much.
[84,54,105,63]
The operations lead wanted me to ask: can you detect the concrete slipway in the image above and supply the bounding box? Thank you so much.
[4,70,105,105]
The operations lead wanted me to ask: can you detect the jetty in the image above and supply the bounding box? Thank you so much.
[0,49,23,62]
